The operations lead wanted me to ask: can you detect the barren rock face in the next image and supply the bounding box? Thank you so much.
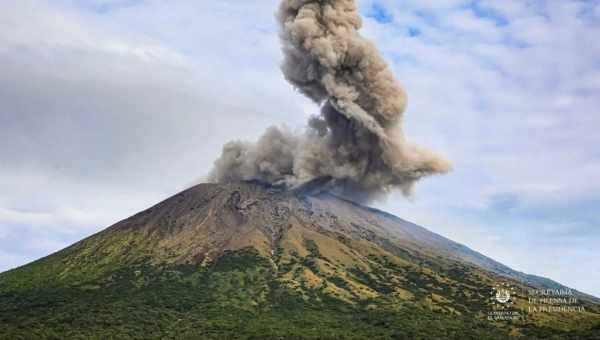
[99,181,454,265]
[96,180,589,302]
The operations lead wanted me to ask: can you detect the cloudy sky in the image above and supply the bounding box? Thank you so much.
[1,0,599,297]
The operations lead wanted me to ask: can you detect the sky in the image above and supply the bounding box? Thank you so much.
[0,0,599,297]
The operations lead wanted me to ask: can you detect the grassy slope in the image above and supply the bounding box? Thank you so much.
[1,235,599,340]
[0,248,508,340]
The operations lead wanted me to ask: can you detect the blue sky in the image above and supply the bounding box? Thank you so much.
[0,0,599,297]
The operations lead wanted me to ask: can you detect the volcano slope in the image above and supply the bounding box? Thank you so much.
[1,181,599,339]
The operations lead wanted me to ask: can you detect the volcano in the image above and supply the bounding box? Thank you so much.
[1,181,599,339]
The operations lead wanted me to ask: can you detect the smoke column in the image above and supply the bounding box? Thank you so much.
[210,0,451,202]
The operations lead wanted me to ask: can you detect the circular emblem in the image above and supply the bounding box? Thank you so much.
[490,282,516,309]
[495,288,511,303]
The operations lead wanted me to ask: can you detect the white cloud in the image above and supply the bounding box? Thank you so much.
[0,0,305,271]
[360,0,600,297]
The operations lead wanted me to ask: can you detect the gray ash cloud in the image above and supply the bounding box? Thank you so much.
[210,0,450,202]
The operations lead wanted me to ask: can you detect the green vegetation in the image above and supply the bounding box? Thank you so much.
[0,248,507,340]
[1,247,599,339]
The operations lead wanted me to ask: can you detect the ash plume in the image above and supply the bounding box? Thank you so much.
[210,0,451,202]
